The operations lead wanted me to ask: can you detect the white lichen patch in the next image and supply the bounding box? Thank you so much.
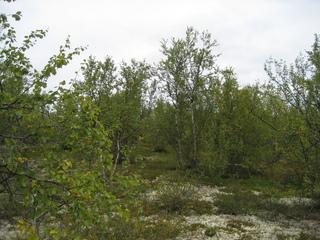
[195,185,229,203]
[143,182,228,203]
[140,178,320,239]
[0,222,19,240]
[176,214,319,240]
[276,197,316,207]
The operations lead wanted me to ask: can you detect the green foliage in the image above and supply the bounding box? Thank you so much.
[213,185,319,221]
[264,34,320,189]
[142,180,214,215]
[147,98,174,152]
[214,190,263,215]
[0,13,137,239]
[77,56,152,167]
[97,216,181,240]
[198,150,228,180]
[155,27,278,179]
[194,71,271,179]
[156,181,197,213]
[158,27,220,169]
[311,191,320,209]
[1,12,320,237]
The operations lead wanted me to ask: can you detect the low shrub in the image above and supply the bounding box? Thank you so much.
[96,216,181,240]
[156,182,197,214]
[214,187,319,221]
[214,190,263,215]
[142,180,214,215]
[204,227,217,237]
[311,191,320,209]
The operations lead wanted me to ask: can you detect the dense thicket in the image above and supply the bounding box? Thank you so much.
[1,11,319,238]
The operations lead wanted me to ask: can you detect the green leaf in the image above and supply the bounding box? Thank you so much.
[38,189,45,195]
[12,12,21,21]
[83,219,92,227]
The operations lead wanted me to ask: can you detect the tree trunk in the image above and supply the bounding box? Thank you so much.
[191,103,197,168]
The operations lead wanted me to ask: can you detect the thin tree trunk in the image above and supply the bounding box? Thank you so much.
[174,110,184,167]
[191,103,197,168]
[113,130,121,173]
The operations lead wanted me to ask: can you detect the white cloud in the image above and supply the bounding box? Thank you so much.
[1,0,319,88]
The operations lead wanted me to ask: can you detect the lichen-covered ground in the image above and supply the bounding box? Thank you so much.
[2,149,319,240]
[178,187,319,239]
[143,177,320,240]
[1,177,319,240]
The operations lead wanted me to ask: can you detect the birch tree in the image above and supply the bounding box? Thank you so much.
[158,27,220,168]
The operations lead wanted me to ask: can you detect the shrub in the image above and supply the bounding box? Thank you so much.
[204,227,217,237]
[143,180,215,215]
[214,190,263,215]
[96,216,181,240]
[156,182,197,214]
[198,152,228,180]
[311,191,320,209]
[214,187,320,222]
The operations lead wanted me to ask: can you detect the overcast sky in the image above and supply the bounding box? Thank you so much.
[1,0,320,89]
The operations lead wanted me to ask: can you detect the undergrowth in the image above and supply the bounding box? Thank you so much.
[213,187,319,221]
[141,179,215,216]
[92,216,182,240]
[2,144,319,239]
